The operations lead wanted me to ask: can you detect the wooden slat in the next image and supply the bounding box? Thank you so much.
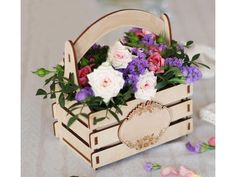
[89,84,193,131]
[53,104,91,144]
[60,124,92,162]
[90,100,192,150]
[154,84,193,105]
[91,118,193,169]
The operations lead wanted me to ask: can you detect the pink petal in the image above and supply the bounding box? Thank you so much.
[208,137,215,146]
[161,166,178,177]
[179,166,194,176]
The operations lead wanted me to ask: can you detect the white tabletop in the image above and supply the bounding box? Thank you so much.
[22,0,215,176]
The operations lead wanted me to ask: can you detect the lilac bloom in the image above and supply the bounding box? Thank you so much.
[165,57,184,68]
[181,65,202,84]
[75,87,94,102]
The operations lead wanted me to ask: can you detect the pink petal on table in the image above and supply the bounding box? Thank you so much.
[179,166,195,176]
[161,166,179,176]
[208,137,215,146]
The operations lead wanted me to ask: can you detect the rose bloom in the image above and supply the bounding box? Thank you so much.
[107,41,132,69]
[77,65,92,87]
[147,52,165,73]
[135,28,154,37]
[87,62,125,103]
[135,70,157,100]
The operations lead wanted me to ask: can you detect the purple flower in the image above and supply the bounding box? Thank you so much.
[186,141,210,153]
[176,43,185,51]
[121,58,148,92]
[141,34,155,46]
[144,162,161,172]
[75,87,94,102]
[125,58,149,75]
[126,74,139,92]
[131,48,146,60]
[186,142,204,153]
[129,27,142,33]
[181,65,202,84]
[165,57,184,68]
[92,43,101,49]
[144,162,153,172]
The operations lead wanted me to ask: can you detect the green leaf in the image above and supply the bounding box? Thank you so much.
[157,33,165,43]
[112,102,123,115]
[186,40,193,47]
[36,88,47,96]
[168,78,186,84]
[156,81,168,90]
[44,75,54,85]
[195,62,211,69]
[80,113,89,119]
[122,88,132,101]
[80,57,90,67]
[68,102,82,109]
[192,53,200,61]
[59,93,65,107]
[50,82,55,91]
[67,115,78,127]
[33,68,51,77]
[68,73,75,84]
[109,109,120,123]
[93,117,106,125]
[50,93,56,99]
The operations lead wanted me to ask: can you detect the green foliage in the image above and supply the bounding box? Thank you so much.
[33,68,51,77]
[185,40,193,48]
[124,32,146,48]
[67,115,78,127]
[156,33,165,44]
[79,45,109,69]
[156,66,186,90]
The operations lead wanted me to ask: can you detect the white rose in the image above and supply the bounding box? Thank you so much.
[107,41,132,69]
[87,62,125,103]
[135,70,157,100]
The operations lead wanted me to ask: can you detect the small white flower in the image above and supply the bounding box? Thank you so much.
[107,41,132,69]
[135,70,157,100]
[87,62,125,103]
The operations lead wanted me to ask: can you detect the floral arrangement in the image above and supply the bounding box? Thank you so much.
[33,27,209,126]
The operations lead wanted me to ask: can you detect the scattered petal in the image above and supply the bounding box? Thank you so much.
[208,137,215,146]
[161,166,178,176]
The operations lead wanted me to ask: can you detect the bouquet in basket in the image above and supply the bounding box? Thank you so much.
[33,27,209,126]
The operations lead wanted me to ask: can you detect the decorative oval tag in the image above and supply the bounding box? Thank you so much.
[118,101,172,150]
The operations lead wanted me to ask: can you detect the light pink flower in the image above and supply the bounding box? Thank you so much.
[107,41,132,69]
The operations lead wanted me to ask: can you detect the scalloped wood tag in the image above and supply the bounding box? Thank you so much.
[118,101,172,150]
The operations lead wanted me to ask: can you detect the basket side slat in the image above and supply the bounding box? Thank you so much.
[90,99,192,150]
[53,103,91,144]
[91,118,193,169]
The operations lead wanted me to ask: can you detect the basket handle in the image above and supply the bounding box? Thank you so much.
[63,9,172,85]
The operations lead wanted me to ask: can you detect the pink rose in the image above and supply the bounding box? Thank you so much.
[208,137,215,146]
[77,66,92,87]
[147,52,165,73]
[135,29,155,38]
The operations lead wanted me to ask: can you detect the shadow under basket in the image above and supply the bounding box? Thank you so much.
[52,10,194,169]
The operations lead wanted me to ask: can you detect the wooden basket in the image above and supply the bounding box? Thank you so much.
[52,9,193,169]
